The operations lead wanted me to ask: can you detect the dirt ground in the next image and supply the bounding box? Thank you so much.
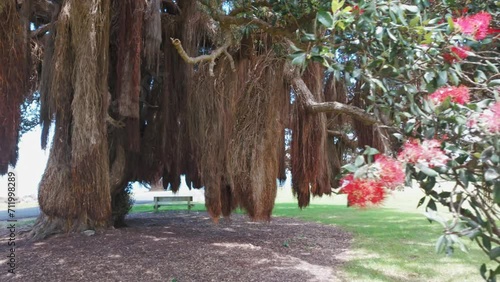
[0,211,352,282]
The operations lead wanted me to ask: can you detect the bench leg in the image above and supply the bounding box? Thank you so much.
[154,200,158,213]
[188,200,191,212]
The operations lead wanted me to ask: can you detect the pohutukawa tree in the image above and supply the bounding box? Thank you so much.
[1,0,499,279]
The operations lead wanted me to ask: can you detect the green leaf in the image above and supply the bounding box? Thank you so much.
[459,169,469,188]
[317,11,334,28]
[486,61,499,73]
[490,247,500,260]
[437,71,448,86]
[447,16,455,31]
[485,168,500,182]
[482,235,492,251]
[426,199,437,211]
[480,263,487,280]
[416,163,439,177]
[370,78,387,92]
[439,192,451,198]
[424,71,435,83]
[417,196,426,208]
[435,235,447,254]
[424,177,436,191]
[449,234,468,253]
[354,155,365,167]
[488,79,500,87]
[409,15,421,27]
[331,0,345,13]
[401,4,419,13]
[342,163,358,173]
[363,147,380,156]
[404,121,415,134]
[494,182,500,205]
[291,52,307,67]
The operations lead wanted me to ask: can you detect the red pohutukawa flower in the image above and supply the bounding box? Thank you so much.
[340,176,386,207]
[443,46,472,63]
[478,101,500,134]
[339,155,404,207]
[454,12,500,40]
[428,85,470,105]
[398,139,449,167]
[373,155,405,190]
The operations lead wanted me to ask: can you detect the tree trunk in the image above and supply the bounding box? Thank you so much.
[29,0,113,240]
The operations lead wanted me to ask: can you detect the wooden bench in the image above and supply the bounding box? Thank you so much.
[153,196,194,212]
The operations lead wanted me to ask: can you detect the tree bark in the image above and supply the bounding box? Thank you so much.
[29,0,113,240]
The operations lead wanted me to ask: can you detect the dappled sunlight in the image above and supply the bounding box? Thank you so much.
[212,243,262,250]
[270,253,342,281]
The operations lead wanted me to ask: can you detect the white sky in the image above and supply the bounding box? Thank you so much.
[0,126,292,198]
[0,126,49,197]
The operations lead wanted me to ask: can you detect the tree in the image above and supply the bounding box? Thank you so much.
[1,0,499,279]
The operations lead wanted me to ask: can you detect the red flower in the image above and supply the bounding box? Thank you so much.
[428,85,470,105]
[443,46,472,63]
[352,5,364,15]
[454,12,499,40]
[340,176,386,207]
[374,155,405,190]
[478,102,500,134]
[398,139,449,167]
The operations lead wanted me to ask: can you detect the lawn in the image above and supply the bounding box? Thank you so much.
[131,188,492,282]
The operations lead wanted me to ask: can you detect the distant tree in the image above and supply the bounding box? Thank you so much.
[1,0,499,279]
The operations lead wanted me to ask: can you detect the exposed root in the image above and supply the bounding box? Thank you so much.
[25,214,65,241]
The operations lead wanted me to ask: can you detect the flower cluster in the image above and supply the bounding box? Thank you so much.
[340,177,385,207]
[473,101,500,134]
[373,155,406,190]
[398,139,449,167]
[428,85,470,105]
[454,12,500,40]
[339,155,405,207]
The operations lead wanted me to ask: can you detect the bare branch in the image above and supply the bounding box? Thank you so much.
[285,67,380,125]
[170,37,235,76]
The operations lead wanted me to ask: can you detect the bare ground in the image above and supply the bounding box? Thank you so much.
[0,211,352,282]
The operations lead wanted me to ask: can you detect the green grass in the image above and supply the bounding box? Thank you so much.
[0,218,36,229]
[130,203,207,213]
[272,204,489,282]
[132,200,491,282]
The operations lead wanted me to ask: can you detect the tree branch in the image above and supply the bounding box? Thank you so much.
[285,68,380,125]
[170,37,235,76]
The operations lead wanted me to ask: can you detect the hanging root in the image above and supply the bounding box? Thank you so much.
[170,37,235,76]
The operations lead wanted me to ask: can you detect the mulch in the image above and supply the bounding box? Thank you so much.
[0,211,352,282]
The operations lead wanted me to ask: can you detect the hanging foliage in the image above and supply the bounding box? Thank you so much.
[35,0,112,239]
[115,0,144,152]
[291,63,331,208]
[0,0,28,174]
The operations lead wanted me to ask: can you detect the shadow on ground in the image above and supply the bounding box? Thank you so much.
[0,211,351,282]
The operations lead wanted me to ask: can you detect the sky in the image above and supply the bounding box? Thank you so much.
[0,126,293,198]
[0,127,49,197]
